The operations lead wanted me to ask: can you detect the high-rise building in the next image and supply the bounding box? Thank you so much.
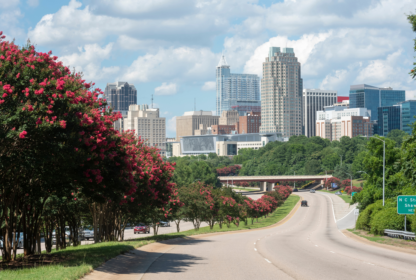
[176,111,219,140]
[349,84,405,121]
[259,47,303,137]
[123,104,166,154]
[219,110,239,125]
[104,81,137,112]
[216,55,260,116]
[316,107,373,141]
[377,106,401,136]
[302,89,337,137]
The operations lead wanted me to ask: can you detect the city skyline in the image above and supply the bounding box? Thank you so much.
[3,0,416,137]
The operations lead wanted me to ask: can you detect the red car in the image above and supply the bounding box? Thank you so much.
[134,223,150,234]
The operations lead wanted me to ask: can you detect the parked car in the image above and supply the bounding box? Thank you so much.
[310,189,315,193]
[0,234,23,248]
[159,221,171,227]
[301,200,308,207]
[0,237,3,248]
[335,191,342,195]
[134,223,150,234]
[83,230,94,241]
[52,231,70,245]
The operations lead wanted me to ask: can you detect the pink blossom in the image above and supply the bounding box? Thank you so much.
[16,73,20,79]
[19,131,27,139]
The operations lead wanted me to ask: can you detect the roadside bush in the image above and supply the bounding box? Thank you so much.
[410,211,416,234]
[369,207,405,235]
[356,200,382,230]
[344,186,363,195]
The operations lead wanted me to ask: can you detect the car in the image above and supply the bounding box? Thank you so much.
[293,188,299,192]
[0,234,24,248]
[83,230,94,241]
[310,189,315,193]
[301,200,308,207]
[134,223,150,234]
[159,221,171,227]
[335,191,342,195]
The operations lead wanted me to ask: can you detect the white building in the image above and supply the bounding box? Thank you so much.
[123,104,166,154]
[315,107,373,141]
[171,133,286,157]
[302,89,337,137]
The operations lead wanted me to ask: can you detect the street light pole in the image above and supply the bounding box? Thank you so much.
[361,136,385,206]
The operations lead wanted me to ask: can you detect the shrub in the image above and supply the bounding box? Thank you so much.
[356,200,383,230]
[369,207,405,235]
[344,186,363,195]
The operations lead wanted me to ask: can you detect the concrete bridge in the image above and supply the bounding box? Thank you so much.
[218,175,333,191]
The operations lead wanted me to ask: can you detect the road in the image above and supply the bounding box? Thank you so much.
[140,191,416,280]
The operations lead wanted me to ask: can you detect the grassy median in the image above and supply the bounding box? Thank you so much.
[0,195,299,280]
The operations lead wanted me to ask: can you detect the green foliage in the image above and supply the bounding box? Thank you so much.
[238,135,367,176]
[408,12,416,79]
[332,164,352,180]
[386,129,408,147]
[369,207,405,235]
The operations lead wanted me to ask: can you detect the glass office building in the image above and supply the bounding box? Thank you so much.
[377,106,401,136]
[396,100,416,134]
[349,84,405,121]
[216,55,260,116]
[350,84,405,135]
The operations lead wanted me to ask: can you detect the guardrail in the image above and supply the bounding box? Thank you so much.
[384,229,415,240]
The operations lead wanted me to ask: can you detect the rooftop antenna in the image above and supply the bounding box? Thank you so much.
[151,94,154,109]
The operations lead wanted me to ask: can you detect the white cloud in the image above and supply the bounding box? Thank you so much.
[0,0,24,40]
[122,47,217,83]
[155,83,177,95]
[59,43,119,82]
[27,0,39,7]
[202,81,216,91]
[244,32,331,77]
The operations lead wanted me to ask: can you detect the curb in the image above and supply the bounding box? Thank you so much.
[342,229,416,256]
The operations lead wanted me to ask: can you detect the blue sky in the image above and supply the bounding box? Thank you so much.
[1,0,416,137]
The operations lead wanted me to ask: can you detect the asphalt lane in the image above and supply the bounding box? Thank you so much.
[142,192,416,280]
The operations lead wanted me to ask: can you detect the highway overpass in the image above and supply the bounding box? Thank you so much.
[218,175,333,191]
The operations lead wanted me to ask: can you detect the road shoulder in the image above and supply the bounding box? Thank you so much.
[342,229,416,256]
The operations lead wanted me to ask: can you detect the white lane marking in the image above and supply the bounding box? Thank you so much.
[368,263,374,266]
[330,251,335,253]
[265,259,272,263]
[337,206,357,221]
[315,245,318,247]
[254,248,257,251]
[254,242,256,245]
[318,193,336,223]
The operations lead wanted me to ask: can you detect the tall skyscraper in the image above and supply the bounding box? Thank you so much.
[302,89,337,137]
[259,47,303,137]
[104,81,137,112]
[216,55,260,116]
[396,100,416,134]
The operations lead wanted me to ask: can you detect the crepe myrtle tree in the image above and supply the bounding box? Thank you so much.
[0,32,176,259]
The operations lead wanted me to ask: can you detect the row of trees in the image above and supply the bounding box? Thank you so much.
[162,183,293,232]
[0,33,175,261]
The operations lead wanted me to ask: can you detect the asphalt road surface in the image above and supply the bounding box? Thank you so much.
[141,191,416,280]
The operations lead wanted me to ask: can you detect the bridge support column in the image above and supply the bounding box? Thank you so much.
[260,182,267,192]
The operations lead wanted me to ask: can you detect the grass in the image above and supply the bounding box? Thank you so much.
[352,179,366,188]
[0,195,300,280]
[347,229,416,250]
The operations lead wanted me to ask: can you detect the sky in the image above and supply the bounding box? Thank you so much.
[1,0,416,137]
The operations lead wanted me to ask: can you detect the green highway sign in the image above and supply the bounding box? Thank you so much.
[397,195,416,215]
[351,192,357,197]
